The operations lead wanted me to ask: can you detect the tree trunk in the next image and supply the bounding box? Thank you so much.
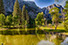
[55,23,58,30]
[52,21,54,25]
[45,20,47,26]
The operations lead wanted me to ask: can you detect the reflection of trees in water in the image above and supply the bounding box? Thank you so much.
[44,33,66,45]
[52,33,66,45]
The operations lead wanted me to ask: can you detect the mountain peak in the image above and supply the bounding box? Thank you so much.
[47,4,63,10]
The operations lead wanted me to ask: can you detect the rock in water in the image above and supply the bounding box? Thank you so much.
[37,40,54,45]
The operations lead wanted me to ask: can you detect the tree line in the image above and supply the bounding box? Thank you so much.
[0,0,68,30]
[0,0,29,29]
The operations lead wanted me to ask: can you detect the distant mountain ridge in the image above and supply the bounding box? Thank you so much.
[3,0,64,19]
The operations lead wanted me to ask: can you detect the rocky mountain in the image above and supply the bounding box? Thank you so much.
[3,0,64,19]
[42,4,64,20]
[3,0,42,18]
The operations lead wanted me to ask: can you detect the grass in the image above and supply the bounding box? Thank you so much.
[40,23,65,29]
[61,32,68,35]
[40,26,65,30]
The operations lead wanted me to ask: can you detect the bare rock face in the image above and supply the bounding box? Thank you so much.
[3,0,15,13]
[42,4,64,14]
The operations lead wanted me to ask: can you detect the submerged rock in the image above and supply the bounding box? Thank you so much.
[37,40,54,45]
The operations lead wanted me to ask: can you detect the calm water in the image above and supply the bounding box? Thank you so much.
[0,32,68,45]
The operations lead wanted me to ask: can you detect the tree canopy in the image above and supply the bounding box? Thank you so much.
[35,12,45,26]
[0,13,5,25]
[49,7,61,29]
[13,0,21,25]
[63,1,68,30]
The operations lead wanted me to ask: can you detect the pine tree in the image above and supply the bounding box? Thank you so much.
[21,5,29,29]
[22,5,26,21]
[21,5,25,26]
[13,0,20,26]
[26,10,29,23]
[19,8,22,25]
[0,0,5,14]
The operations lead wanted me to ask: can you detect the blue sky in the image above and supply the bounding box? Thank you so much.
[23,0,67,8]
[35,0,54,8]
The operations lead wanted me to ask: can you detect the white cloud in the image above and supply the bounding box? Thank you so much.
[55,0,67,7]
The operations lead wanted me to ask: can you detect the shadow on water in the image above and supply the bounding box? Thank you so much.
[0,29,67,36]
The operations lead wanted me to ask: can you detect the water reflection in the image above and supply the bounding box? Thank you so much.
[61,37,68,45]
[0,33,68,45]
[38,33,67,45]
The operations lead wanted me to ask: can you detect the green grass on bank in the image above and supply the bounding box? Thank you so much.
[0,23,67,33]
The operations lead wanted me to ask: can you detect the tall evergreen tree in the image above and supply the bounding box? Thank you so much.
[19,8,22,25]
[13,0,21,26]
[63,1,68,30]
[26,10,29,23]
[21,5,25,27]
[21,5,29,29]
[0,0,5,14]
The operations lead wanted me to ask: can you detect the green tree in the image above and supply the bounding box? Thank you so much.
[0,0,5,14]
[5,15,12,27]
[0,13,5,26]
[19,8,22,25]
[35,12,45,27]
[29,16,35,28]
[35,12,45,38]
[21,5,29,29]
[49,7,61,30]
[13,0,21,26]
[21,5,26,28]
[63,1,68,30]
